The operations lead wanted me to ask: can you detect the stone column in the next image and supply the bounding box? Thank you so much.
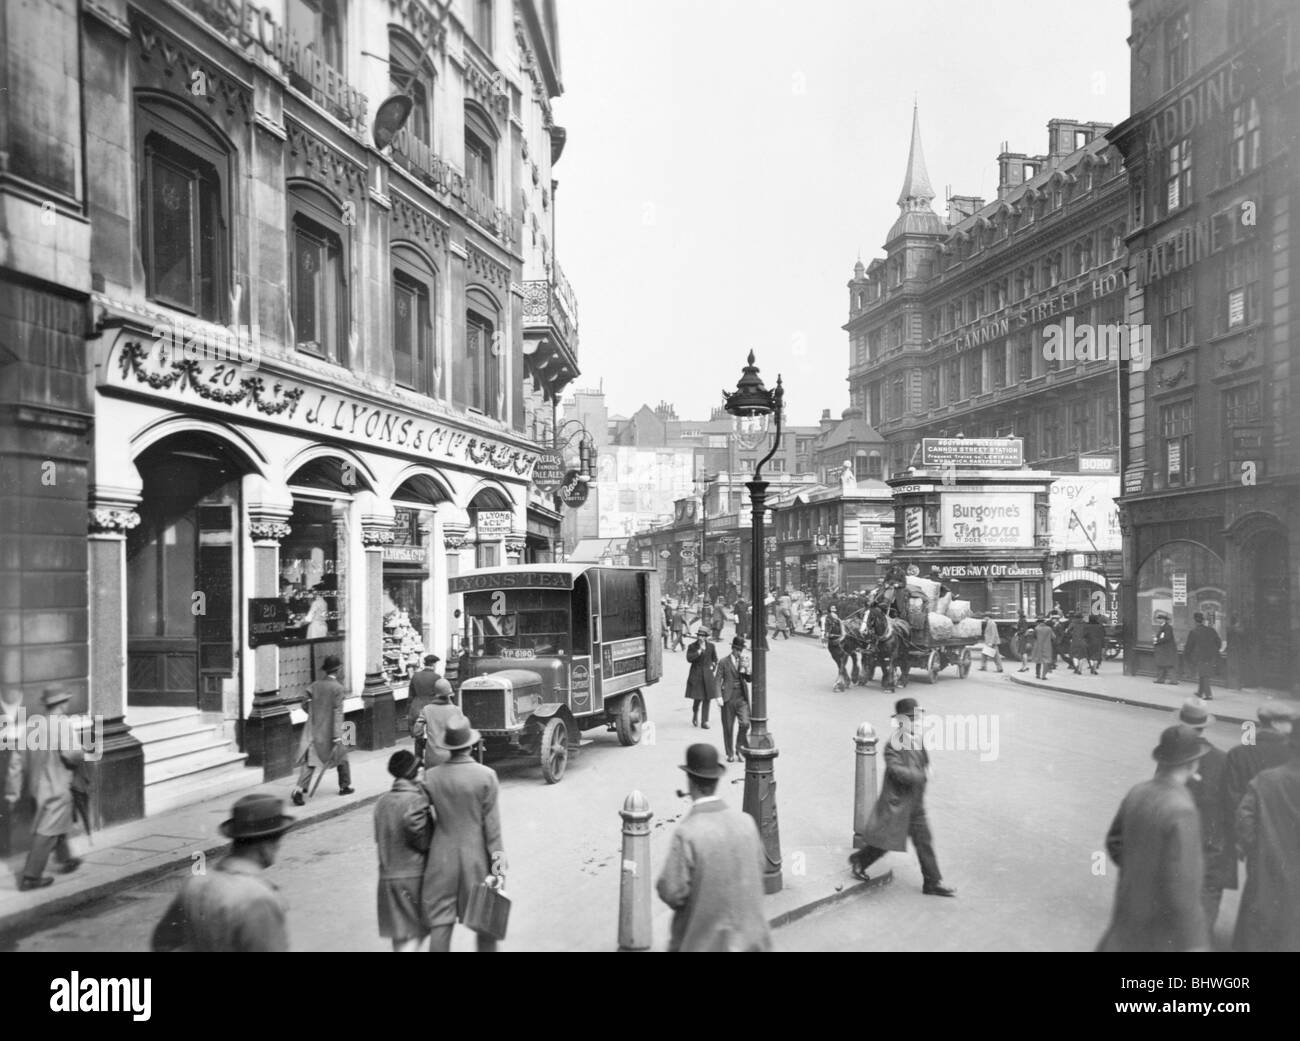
[443,522,469,686]
[242,508,296,778]
[359,519,396,750]
[86,498,145,828]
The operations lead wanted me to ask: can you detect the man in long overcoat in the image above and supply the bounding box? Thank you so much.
[1082,614,1106,674]
[407,655,452,761]
[1031,618,1056,680]
[421,715,505,953]
[1220,702,1295,900]
[709,599,726,641]
[1232,726,1300,952]
[1175,698,1230,929]
[5,686,85,890]
[412,680,460,770]
[716,636,750,763]
[848,698,955,896]
[1183,612,1222,700]
[656,744,771,952]
[734,598,749,641]
[291,655,353,806]
[1097,725,1210,952]
[1153,612,1179,684]
[374,750,433,952]
[685,628,719,729]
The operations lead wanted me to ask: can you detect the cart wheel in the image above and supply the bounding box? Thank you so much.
[926,649,941,684]
[1105,644,1122,661]
[615,692,645,747]
[540,717,568,784]
[958,647,972,678]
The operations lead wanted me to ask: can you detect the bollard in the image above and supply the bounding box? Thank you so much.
[618,790,654,951]
[853,722,878,849]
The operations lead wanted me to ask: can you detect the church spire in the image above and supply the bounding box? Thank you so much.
[896,102,935,210]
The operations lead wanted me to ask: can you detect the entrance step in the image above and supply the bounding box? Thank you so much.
[134,709,256,817]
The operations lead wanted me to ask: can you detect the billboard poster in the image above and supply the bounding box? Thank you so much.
[939,493,1034,548]
[1049,475,1121,552]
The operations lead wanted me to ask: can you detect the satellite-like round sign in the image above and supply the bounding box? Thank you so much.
[659,549,671,560]
[558,469,589,507]
[699,562,714,574]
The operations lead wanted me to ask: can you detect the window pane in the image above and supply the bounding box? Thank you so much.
[295,229,321,349]
[127,531,159,637]
[198,175,221,320]
[394,280,414,387]
[151,156,195,310]
[323,237,341,363]
[162,516,197,637]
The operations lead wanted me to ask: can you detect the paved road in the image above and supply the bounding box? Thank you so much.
[3,630,1246,952]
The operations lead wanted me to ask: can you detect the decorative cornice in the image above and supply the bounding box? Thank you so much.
[466,243,511,292]
[249,520,291,542]
[391,193,451,254]
[443,533,468,550]
[505,538,526,556]
[361,526,397,548]
[89,507,141,535]
[286,119,367,201]
[131,12,252,128]
[387,0,449,54]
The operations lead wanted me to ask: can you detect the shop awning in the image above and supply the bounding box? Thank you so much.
[1052,568,1107,589]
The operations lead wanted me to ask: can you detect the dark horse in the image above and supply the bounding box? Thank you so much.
[862,604,912,692]
[827,609,873,691]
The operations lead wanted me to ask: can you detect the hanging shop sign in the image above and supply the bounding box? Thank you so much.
[476,511,513,538]
[922,438,1024,469]
[248,597,290,648]
[1172,573,1188,605]
[107,338,537,478]
[557,470,589,508]
[531,452,566,493]
[939,493,1034,549]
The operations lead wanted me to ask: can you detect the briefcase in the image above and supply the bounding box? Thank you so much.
[464,875,510,941]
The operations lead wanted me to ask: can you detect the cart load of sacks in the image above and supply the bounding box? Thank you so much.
[900,577,983,642]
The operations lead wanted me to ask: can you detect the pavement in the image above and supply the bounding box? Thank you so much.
[1003,662,1294,726]
[3,629,1293,950]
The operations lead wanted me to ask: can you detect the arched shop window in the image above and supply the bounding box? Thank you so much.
[383,475,450,682]
[1135,541,1225,648]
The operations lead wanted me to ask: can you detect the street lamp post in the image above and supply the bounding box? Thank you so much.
[723,350,784,894]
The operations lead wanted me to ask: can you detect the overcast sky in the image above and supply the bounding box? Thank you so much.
[548,0,1132,427]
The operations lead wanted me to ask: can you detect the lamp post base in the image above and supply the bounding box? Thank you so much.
[740,731,782,894]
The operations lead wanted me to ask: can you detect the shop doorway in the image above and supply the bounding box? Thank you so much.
[1245,529,1290,689]
[127,437,244,710]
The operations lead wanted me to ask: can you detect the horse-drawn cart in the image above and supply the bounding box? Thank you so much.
[906,622,979,684]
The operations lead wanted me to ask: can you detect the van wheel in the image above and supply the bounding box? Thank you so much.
[540,717,568,784]
[615,692,645,746]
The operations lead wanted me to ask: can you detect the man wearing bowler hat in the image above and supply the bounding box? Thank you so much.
[848,698,956,897]
[407,654,454,761]
[291,655,353,806]
[1175,698,1230,929]
[715,636,750,763]
[421,714,506,952]
[5,685,85,891]
[1097,725,1211,952]
[152,794,294,952]
[656,743,771,952]
[685,628,719,729]
[1182,612,1222,700]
